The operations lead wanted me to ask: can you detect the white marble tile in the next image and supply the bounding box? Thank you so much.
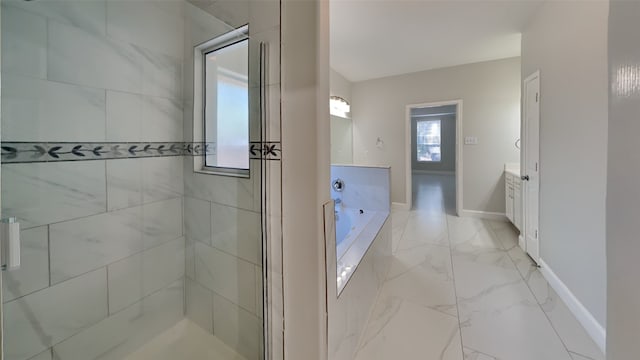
[141,237,185,297]
[447,215,504,251]
[1,5,47,78]
[184,165,255,211]
[107,91,183,142]
[106,0,184,59]
[105,90,143,142]
[52,279,183,360]
[186,2,234,47]
[491,222,520,250]
[354,295,462,360]
[50,206,142,284]
[186,278,214,334]
[184,197,211,245]
[48,20,142,94]
[205,0,249,29]
[211,203,261,265]
[121,319,244,360]
[1,74,106,142]
[107,252,143,314]
[463,347,497,360]
[106,159,143,211]
[142,157,184,203]
[27,350,52,360]
[382,243,457,316]
[195,242,256,313]
[570,352,598,360]
[2,226,49,302]
[213,293,262,360]
[142,197,183,249]
[397,212,449,248]
[107,236,184,313]
[528,275,605,360]
[185,237,196,280]
[453,248,572,360]
[2,162,107,228]
[4,0,106,36]
[137,44,183,101]
[3,268,108,360]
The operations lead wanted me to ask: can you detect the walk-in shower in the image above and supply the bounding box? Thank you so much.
[0,0,282,359]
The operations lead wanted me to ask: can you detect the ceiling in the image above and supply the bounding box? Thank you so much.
[330,0,543,82]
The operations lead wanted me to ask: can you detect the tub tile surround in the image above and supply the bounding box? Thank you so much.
[325,199,393,360]
[352,175,604,360]
[331,165,391,294]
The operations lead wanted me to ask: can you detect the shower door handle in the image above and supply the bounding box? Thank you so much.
[1,217,20,271]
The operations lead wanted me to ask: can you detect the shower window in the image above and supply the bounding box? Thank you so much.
[198,25,249,176]
[416,119,441,162]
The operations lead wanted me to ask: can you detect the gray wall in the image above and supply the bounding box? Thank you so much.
[411,110,456,173]
[522,1,608,328]
[607,1,640,358]
[351,57,520,211]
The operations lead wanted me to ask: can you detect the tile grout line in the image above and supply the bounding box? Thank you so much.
[445,211,466,358]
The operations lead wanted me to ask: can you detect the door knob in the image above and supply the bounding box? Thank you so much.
[521,175,530,181]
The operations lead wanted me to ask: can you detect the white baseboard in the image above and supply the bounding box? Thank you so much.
[538,259,606,354]
[459,209,508,222]
[391,202,410,211]
[411,170,455,175]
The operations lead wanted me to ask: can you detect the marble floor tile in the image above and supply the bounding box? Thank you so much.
[354,174,596,360]
[397,214,449,248]
[463,347,497,360]
[447,216,504,251]
[354,295,462,360]
[526,272,604,360]
[383,243,457,316]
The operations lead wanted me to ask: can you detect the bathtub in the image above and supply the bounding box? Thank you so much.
[335,207,375,258]
[335,206,388,293]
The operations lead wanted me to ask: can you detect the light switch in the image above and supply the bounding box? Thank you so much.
[464,136,478,145]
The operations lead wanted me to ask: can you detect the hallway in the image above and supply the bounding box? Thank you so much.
[354,174,604,360]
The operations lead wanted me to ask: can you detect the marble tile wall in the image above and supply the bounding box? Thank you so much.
[1,0,282,359]
[1,0,187,359]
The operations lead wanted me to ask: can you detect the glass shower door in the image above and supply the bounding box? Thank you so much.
[0,0,280,359]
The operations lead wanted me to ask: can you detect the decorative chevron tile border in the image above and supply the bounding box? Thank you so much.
[1,141,281,163]
[250,141,282,161]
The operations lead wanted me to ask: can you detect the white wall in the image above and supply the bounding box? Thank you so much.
[607,1,640,358]
[521,1,608,330]
[330,69,353,164]
[281,0,330,358]
[351,57,521,212]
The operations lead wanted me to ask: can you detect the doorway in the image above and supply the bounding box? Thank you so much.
[405,101,462,215]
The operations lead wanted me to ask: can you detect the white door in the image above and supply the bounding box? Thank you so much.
[523,71,540,263]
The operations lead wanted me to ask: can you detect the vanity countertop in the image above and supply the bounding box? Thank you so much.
[504,163,520,177]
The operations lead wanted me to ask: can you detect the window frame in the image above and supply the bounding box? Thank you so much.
[194,25,250,178]
[416,118,442,163]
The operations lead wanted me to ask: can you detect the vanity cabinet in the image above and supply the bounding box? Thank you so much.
[505,171,522,231]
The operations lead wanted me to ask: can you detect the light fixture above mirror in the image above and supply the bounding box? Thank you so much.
[330,96,351,118]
